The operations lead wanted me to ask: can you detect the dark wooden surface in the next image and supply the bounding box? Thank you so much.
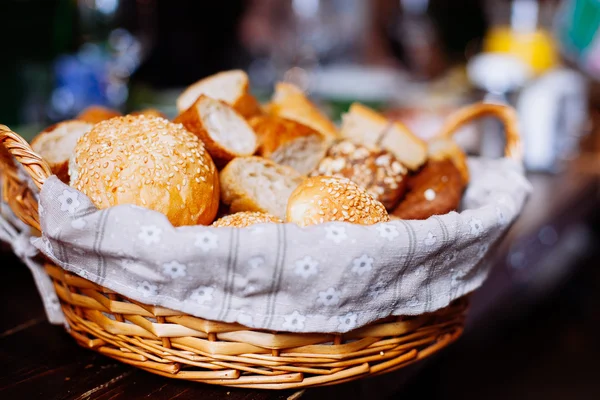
[0,168,598,400]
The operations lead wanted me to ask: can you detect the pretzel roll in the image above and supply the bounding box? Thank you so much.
[212,211,282,227]
[250,115,329,175]
[286,176,389,226]
[392,160,465,220]
[69,115,219,226]
[311,140,407,210]
[76,105,121,124]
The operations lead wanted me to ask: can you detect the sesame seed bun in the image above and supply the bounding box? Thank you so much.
[130,108,168,119]
[76,106,121,124]
[69,115,219,226]
[311,140,407,210]
[286,176,389,226]
[174,95,258,165]
[212,211,282,227]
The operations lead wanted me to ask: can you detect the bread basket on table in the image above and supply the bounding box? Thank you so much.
[0,104,529,390]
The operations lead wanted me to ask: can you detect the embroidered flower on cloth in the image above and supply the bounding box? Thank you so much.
[368,281,388,299]
[324,225,347,244]
[282,310,306,331]
[294,256,319,278]
[248,256,265,269]
[376,224,399,241]
[351,254,373,276]
[194,231,218,252]
[469,218,484,235]
[317,287,341,306]
[424,231,437,246]
[337,312,358,331]
[190,287,214,305]
[162,261,187,279]
[58,190,80,214]
[138,225,162,245]
[137,281,158,297]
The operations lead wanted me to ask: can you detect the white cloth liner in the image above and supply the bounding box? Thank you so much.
[8,156,531,333]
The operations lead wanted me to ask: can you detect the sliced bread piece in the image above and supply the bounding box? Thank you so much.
[176,70,260,118]
[174,95,258,165]
[267,82,338,140]
[341,102,427,170]
[250,115,329,175]
[219,156,305,219]
[31,120,93,183]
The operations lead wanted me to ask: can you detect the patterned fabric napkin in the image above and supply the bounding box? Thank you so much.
[29,157,530,333]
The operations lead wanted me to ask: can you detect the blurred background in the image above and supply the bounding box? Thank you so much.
[1,0,600,398]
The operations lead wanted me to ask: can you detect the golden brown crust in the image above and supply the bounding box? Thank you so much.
[130,108,168,119]
[286,176,389,226]
[427,138,470,184]
[76,106,121,124]
[249,115,328,174]
[174,96,257,165]
[70,115,219,226]
[392,160,465,220]
[212,211,282,227]
[30,120,93,183]
[234,92,262,119]
[267,82,338,140]
[311,140,407,210]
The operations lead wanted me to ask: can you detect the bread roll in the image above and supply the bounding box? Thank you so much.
[176,70,260,118]
[77,106,121,124]
[286,176,389,226]
[267,82,338,140]
[392,160,465,220]
[427,138,469,184]
[30,120,93,183]
[311,140,407,210]
[212,211,282,227]
[130,108,168,119]
[250,115,329,175]
[220,156,304,219]
[341,103,427,170]
[174,95,258,165]
[69,115,219,226]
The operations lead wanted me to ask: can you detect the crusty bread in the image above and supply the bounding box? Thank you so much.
[427,138,470,184]
[286,176,389,226]
[174,95,258,165]
[212,211,282,227]
[311,140,407,210]
[250,115,328,175]
[176,70,260,118]
[392,160,465,220]
[69,115,219,226]
[30,120,93,183]
[130,108,168,119]
[267,82,338,140]
[341,103,427,170]
[219,156,304,219]
[77,106,121,124]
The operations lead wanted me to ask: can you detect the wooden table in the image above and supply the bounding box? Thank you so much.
[0,168,598,400]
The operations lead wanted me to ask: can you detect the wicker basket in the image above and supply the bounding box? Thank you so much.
[0,114,520,389]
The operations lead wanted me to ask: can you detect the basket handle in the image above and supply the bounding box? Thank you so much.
[433,103,522,162]
[0,124,52,189]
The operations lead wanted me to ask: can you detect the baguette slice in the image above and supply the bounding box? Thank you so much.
[267,82,338,140]
[220,156,304,219]
[31,120,93,183]
[250,115,329,175]
[176,70,260,118]
[341,103,427,170]
[174,95,258,165]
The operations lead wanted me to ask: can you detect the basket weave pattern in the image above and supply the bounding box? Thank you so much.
[0,124,470,389]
